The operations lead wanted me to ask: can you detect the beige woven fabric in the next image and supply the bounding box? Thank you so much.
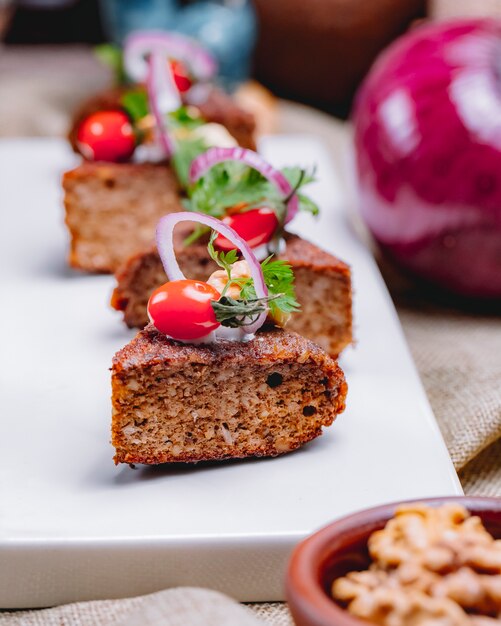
[0,591,293,626]
[396,297,501,473]
[375,256,501,496]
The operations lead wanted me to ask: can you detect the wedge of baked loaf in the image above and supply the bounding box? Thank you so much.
[111,325,347,464]
[63,162,184,273]
[111,230,353,356]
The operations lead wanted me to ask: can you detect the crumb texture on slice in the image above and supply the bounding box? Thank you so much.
[63,162,183,273]
[281,235,352,357]
[111,327,347,464]
[112,233,353,356]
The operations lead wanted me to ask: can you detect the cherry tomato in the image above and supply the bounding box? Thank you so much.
[147,280,220,341]
[169,59,193,93]
[215,208,280,251]
[76,110,136,162]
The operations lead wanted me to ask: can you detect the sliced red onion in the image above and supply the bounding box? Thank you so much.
[188,147,300,224]
[124,30,218,84]
[146,50,181,158]
[156,212,268,335]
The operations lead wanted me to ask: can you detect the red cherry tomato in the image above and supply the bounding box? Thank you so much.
[147,280,220,341]
[76,110,136,162]
[169,59,193,93]
[215,208,280,251]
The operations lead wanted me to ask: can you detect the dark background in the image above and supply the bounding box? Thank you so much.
[5,0,426,116]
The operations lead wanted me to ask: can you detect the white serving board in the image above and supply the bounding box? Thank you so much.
[0,137,461,608]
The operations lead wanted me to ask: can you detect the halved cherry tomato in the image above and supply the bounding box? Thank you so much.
[169,59,193,93]
[76,110,136,162]
[215,208,279,251]
[147,280,220,341]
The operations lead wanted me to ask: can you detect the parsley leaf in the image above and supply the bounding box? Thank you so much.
[186,163,320,224]
[239,257,300,319]
[171,136,209,187]
[211,296,270,328]
[94,44,126,85]
[207,231,239,278]
[207,232,300,329]
[187,162,273,219]
[167,108,210,185]
[281,166,319,216]
[120,89,149,123]
[169,106,205,130]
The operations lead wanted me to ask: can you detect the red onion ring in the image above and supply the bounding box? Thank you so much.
[124,30,218,84]
[146,50,181,158]
[188,147,300,224]
[156,212,268,335]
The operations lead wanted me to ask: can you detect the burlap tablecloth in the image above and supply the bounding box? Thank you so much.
[0,42,500,626]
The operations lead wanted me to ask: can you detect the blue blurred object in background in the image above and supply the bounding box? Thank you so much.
[99,0,256,89]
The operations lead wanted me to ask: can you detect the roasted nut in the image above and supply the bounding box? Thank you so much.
[332,504,501,626]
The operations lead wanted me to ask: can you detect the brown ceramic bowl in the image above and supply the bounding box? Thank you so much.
[286,497,501,626]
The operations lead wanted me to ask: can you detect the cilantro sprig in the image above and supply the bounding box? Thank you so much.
[172,136,208,187]
[185,163,319,244]
[240,257,301,320]
[207,232,300,329]
[121,89,149,123]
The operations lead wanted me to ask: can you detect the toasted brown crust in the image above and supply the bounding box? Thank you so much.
[111,326,347,464]
[113,324,340,370]
[69,86,256,152]
[63,161,183,273]
[111,232,353,356]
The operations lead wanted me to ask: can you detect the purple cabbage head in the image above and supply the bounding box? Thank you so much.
[354,19,501,297]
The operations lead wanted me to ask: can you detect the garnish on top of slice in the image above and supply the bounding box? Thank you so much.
[207,231,299,328]
[82,31,222,166]
[95,31,217,88]
[147,212,299,342]
[119,88,211,180]
[182,147,319,250]
[123,30,217,87]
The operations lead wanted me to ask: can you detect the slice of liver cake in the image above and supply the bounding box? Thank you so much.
[111,325,347,464]
[63,161,184,273]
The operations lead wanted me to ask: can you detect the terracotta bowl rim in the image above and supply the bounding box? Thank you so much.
[286,496,501,626]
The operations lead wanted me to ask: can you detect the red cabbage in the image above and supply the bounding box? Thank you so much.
[353,19,501,298]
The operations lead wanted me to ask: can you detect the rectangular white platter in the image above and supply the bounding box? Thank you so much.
[0,137,462,608]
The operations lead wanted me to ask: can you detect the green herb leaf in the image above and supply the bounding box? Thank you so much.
[281,166,319,216]
[239,258,300,319]
[207,232,300,328]
[168,106,205,130]
[281,166,316,188]
[186,163,319,222]
[120,89,149,123]
[171,136,208,187]
[94,44,126,85]
[186,162,275,218]
[211,295,270,328]
[207,231,239,277]
[296,192,320,216]
[183,224,210,247]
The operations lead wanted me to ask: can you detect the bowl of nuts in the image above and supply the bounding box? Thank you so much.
[286,497,501,626]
